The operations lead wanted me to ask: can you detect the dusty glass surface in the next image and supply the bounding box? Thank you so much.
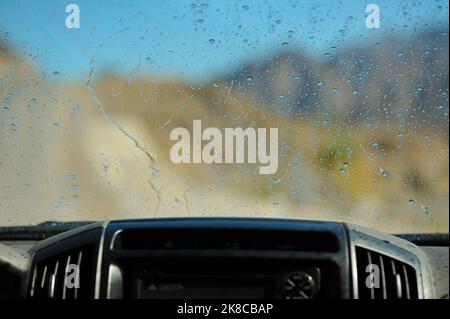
[0,0,448,233]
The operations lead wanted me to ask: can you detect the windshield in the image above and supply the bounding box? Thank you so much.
[0,0,448,233]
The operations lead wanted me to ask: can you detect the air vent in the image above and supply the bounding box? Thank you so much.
[355,246,418,299]
[28,244,96,299]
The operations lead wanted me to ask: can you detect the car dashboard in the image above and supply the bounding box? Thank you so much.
[0,218,448,299]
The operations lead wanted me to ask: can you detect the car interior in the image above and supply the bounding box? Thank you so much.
[0,218,448,299]
[0,0,448,301]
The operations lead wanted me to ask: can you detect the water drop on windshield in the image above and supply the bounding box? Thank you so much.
[379,169,389,177]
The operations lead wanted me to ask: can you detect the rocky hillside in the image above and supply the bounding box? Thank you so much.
[216,28,449,125]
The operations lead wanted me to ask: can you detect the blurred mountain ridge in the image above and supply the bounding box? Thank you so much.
[215,28,448,125]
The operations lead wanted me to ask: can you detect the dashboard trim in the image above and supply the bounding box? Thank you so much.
[18,218,440,299]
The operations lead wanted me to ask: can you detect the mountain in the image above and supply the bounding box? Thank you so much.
[215,28,449,125]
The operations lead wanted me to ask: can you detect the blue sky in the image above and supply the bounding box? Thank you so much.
[0,0,448,82]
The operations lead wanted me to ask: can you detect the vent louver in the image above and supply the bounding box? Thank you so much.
[355,246,418,299]
[28,245,96,299]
